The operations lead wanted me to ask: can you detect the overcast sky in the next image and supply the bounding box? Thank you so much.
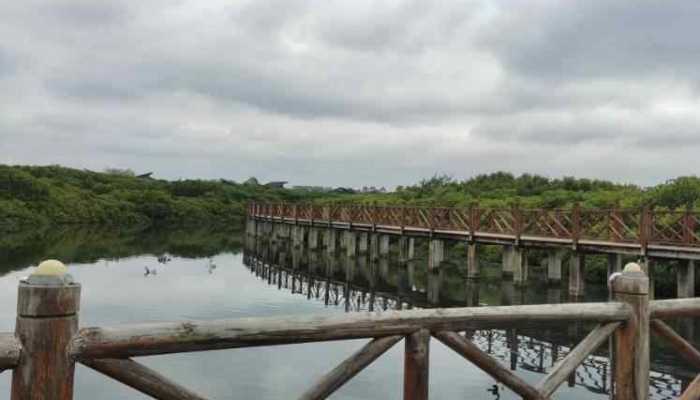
[1,1,699,187]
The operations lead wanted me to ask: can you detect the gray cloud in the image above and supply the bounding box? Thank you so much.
[1,0,700,187]
[479,1,700,84]
[0,48,16,77]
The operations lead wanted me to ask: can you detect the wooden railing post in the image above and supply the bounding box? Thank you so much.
[12,260,81,400]
[404,329,429,400]
[611,263,649,400]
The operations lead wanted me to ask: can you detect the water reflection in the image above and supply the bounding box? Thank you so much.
[244,234,697,400]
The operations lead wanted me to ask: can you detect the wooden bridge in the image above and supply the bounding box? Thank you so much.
[247,203,700,298]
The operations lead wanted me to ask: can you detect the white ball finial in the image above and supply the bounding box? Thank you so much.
[623,262,642,273]
[33,260,68,276]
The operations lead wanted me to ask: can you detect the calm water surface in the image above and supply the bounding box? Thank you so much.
[0,227,694,399]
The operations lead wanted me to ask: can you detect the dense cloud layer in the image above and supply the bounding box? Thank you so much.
[1,0,699,187]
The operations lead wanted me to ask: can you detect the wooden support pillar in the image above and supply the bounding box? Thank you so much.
[611,263,649,400]
[500,281,515,306]
[399,237,414,263]
[344,255,356,282]
[379,258,390,282]
[502,246,514,278]
[12,262,81,400]
[568,253,585,297]
[465,279,479,307]
[325,254,336,277]
[358,232,369,254]
[308,228,319,250]
[246,218,257,236]
[325,229,337,254]
[404,329,430,400]
[369,234,380,261]
[345,232,357,258]
[512,248,528,286]
[546,286,562,304]
[294,226,304,248]
[547,250,564,284]
[467,243,479,279]
[677,260,695,298]
[427,269,442,305]
[379,235,390,258]
[428,239,445,271]
[608,253,623,277]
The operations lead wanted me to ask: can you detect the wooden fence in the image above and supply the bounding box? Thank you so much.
[248,203,700,253]
[1,264,699,399]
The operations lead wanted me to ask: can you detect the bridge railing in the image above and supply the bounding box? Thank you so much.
[2,261,700,399]
[249,202,700,249]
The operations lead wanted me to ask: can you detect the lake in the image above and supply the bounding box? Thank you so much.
[0,226,694,399]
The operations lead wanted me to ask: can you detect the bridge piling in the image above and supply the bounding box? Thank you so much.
[325,229,337,254]
[379,235,391,258]
[677,260,695,298]
[398,237,414,263]
[357,232,369,254]
[345,232,357,258]
[512,248,528,286]
[608,254,623,277]
[429,240,445,270]
[502,246,515,278]
[369,234,380,261]
[547,250,565,285]
[308,228,319,250]
[569,253,586,297]
[467,243,479,279]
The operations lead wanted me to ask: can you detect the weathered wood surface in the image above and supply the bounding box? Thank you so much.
[680,374,700,400]
[650,319,700,370]
[0,333,21,372]
[71,303,631,359]
[433,331,545,400]
[81,358,208,400]
[12,281,80,400]
[650,298,700,319]
[17,283,80,317]
[612,268,649,400]
[537,322,620,397]
[298,335,402,400]
[404,329,429,400]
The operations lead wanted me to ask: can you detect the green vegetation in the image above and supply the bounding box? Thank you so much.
[331,173,700,210]
[0,164,344,233]
[4,165,700,234]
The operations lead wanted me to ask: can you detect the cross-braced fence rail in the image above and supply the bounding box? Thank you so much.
[243,250,696,399]
[1,262,700,399]
[248,203,700,258]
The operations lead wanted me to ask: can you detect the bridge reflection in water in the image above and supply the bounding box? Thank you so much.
[243,235,696,400]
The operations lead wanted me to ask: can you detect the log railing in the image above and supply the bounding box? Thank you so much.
[3,262,700,399]
[248,202,700,250]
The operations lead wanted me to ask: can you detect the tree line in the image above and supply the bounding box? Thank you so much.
[2,165,700,233]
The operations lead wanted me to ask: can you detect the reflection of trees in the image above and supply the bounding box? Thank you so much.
[0,226,243,276]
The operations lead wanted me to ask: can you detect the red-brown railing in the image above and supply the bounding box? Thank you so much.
[248,203,700,249]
